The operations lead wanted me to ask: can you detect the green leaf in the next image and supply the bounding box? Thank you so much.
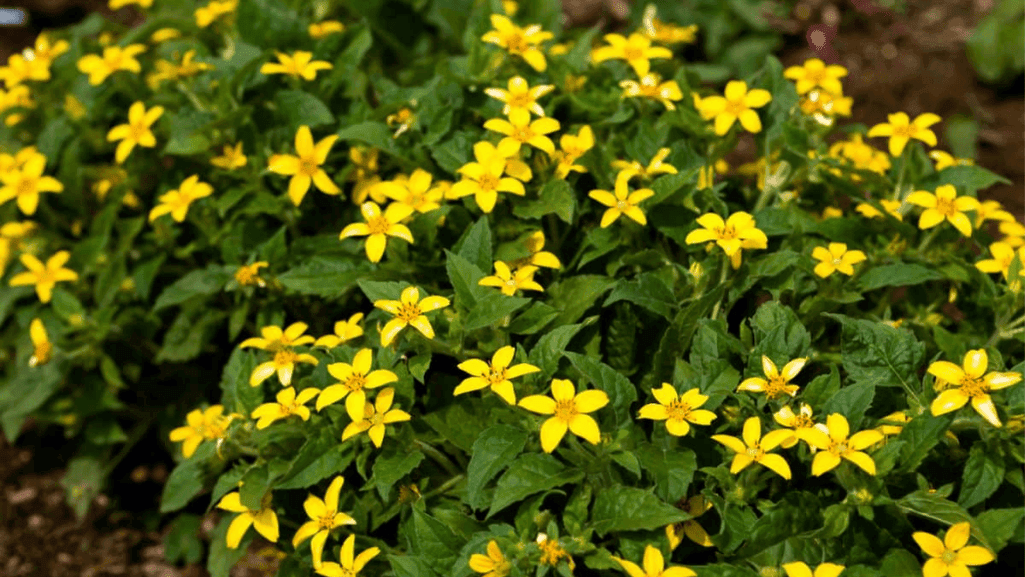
[465,425,529,510]
[507,302,560,334]
[857,263,943,291]
[603,272,677,318]
[219,349,262,414]
[976,508,1025,552]
[337,121,400,156]
[821,382,875,429]
[153,266,232,311]
[156,309,226,363]
[276,436,354,490]
[548,275,616,326]
[0,362,63,442]
[36,117,74,162]
[589,485,689,535]
[62,450,105,519]
[802,365,841,409]
[897,490,993,551]
[487,453,583,517]
[408,351,431,384]
[959,444,1005,509]
[464,294,531,332]
[357,279,411,302]
[529,321,588,379]
[737,492,823,556]
[279,255,372,297]
[878,549,923,577]
[512,179,575,223]
[275,90,334,130]
[444,250,490,311]
[431,131,474,174]
[749,300,811,362]
[455,216,493,272]
[412,508,463,567]
[160,443,214,513]
[388,554,439,577]
[933,165,1011,190]
[84,417,127,445]
[564,352,638,429]
[164,514,204,565]
[369,447,425,501]
[236,0,305,48]
[897,413,953,473]
[825,314,926,391]
[634,444,697,502]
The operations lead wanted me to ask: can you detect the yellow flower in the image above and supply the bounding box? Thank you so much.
[210,142,248,170]
[536,533,574,569]
[906,184,979,237]
[485,76,554,117]
[260,51,333,81]
[150,28,182,43]
[697,159,730,190]
[470,540,510,577]
[829,133,891,176]
[455,345,540,405]
[798,88,852,126]
[315,534,380,577]
[563,74,587,93]
[342,387,411,448]
[0,152,63,215]
[239,322,319,387]
[711,416,793,479]
[868,112,941,156]
[685,211,768,269]
[875,411,909,437]
[913,522,994,577]
[479,261,543,296]
[251,387,320,429]
[481,14,553,72]
[612,147,678,181]
[929,150,974,171]
[9,250,78,303]
[339,201,414,263]
[737,355,806,399]
[0,85,33,126]
[309,20,346,40]
[589,171,654,228]
[484,109,560,156]
[316,348,398,414]
[666,495,713,550]
[373,169,444,214]
[973,199,1014,228]
[234,261,268,287]
[27,33,70,67]
[805,414,883,475]
[773,403,820,449]
[109,0,152,8]
[291,476,356,568]
[638,383,716,436]
[518,378,609,453]
[855,199,903,221]
[217,491,279,549]
[315,313,364,348]
[521,231,561,269]
[169,405,230,458]
[386,107,416,138]
[551,126,594,179]
[107,101,163,164]
[976,242,1023,279]
[348,147,381,204]
[76,44,146,85]
[620,73,683,110]
[929,349,1022,427]
[147,49,213,88]
[641,5,698,45]
[781,562,846,577]
[612,544,696,577]
[783,58,847,95]
[268,125,340,206]
[449,141,527,213]
[148,175,213,223]
[693,80,772,135]
[28,318,52,367]
[999,220,1025,248]
[374,286,450,346]
[812,243,867,278]
[591,33,673,77]
[195,0,238,28]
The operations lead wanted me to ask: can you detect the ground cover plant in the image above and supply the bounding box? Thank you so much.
[0,0,1023,576]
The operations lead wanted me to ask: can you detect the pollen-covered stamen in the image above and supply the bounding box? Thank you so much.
[829,440,850,457]
[554,399,578,422]
[665,399,692,421]
[745,444,764,459]
[505,34,528,54]
[366,215,392,235]
[941,549,958,565]
[513,127,533,141]
[487,366,508,385]
[623,46,644,61]
[274,348,299,366]
[317,514,336,530]
[396,302,423,323]
[958,376,987,398]
[792,414,814,429]
[935,197,957,217]
[477,173,499,192]
[345,373,367,392]
[724,100,747,116]
[298,158,319,176]
[616,199,628,210]
[764,376,791,399]
[718,225,738,240]
[507,93,531,108]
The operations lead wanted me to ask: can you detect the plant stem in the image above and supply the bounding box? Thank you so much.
[422,474,465,500]
[752,137,775,212]
[414,439,461,477]
[917,227,941,253]
[710,253,730,320]
[892,150,907,200]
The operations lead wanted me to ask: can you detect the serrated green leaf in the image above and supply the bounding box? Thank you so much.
[487,453,583,517]
[825,314,925,392]
[465,425,529,510]
[464,294,531,332]
[153,266,232,311]
[603,272,677,318]
[370,448,425,501]
[589,485,688,535]
[564,352,637,429]
[821,382,875,429]
[858,263,943,291]
[635,444,697,502]
[959,444,1005,509]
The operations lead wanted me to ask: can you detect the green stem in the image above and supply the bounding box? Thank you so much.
[422,474,465,500]
[102,415,157,478]
[892,150,908,201]
[414,439,461,477]
[752,137,775,212]
[710,253,730,320]
[916,227,942,253]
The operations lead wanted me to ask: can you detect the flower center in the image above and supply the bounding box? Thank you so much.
[807,69,825,84]
[273,349,299,367]
[832,257,844,266]
[318,514,336,530]
[508,93,531,108]
[893,124,913,138]
[718,225,738,241]
[487,366,508,385]
[299,158,319,176]
[666,399,691,421]
[764,377,791,399]
[506,34,528,54]
[16,177,36,198]
[367,215,391,235]
[513,127,533,142]
[623,46,644,61]
[746,444,763,459]
[554,399,578,422]
[959,376,986,398]
[935,197,957,217]
[397,303,422,323]
[129,121,150,143]
[941,549,958,565]
[725,100,747,116]
[345,373,367,392]
[616,200,628,210]
[829,440,850,456]
[477,173,499,193]
[792,415,814,429]
[30,342,52,367]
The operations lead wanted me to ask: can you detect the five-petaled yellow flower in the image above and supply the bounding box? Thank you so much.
[479,261,543,296]
[339,201,414,263]
[667,495,713,550]
[268,125,340,206]
[373,169,445,214]
[234,261,268,287]
[612,148,678,181]
[711,416,793,479]
[309,21,346,40]
[29,318,52,367]
[239,322,319,387]
[0,152,63,215]
[148,175,213,223]
[484,109,561,156]
[316,348,398,414]
[620,73,683,110]
[169,405,231,458]
[781,561,846,577]
[591,33,673,77]
[773,403,820,449]
[783,58,848,95]
[341,387,411,448]
[481,15,552,72]
[315,534,380,577]
[449,141,527,213]
[928,349,1022,427]
[518,378,609,453]
[685,211,768,269]
[867,112,941,157]
[107,101,164,164]
[906,184,980,237]
[812,243,867,278]
[315,313,365,348]
[469,539,510,577]
[976,242,1024,279]
[374,286,450,346]
[738,355,806,399]
[251,387,321,429]
[260,51,333,80]
[693,80,772,135]
[9,250,78,303]
[805,414,883,476]
[973,200,1014,228]
[913,522,994,577]
[455,345,540,405]
[211,143,248,170]
[638,383,717,437]
[485,76,554,117]
[217,491,279,549]
[292,476,357,568]
[552,125,594,179]
[611,544,696,577]
[589,171,654,228]
[77,44,146,85]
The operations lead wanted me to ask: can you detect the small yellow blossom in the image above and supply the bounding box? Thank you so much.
[251,387,321,429]
[316,348,398,414]
[812,243,867,277]
[999,220,1025,248]
[309,21,346,40]
[339,201,414,263]
[551,125,594,179]
[0,85,33,126]
[855,199,903,221]
[0,152,63,215]
[315,313,364,348]
[479,261,543,296]
[239,322,319,387]
[348,147,381,204]
[612,148,677,181]
[29,318,52,367]
[906,184,980,237]
[620,73,683,110]
[485,76,554,117]
[315,534,379,577]
[342,387,411,448]
[829,133,892,178]
[469,540,510,577]
[481,15,553,72]
[589,171,654,228]
[484,109,560,156]
[26,33,70,67]
[685,211,768,268]
[798,88,852,126]
[0,54,49,89]
[563,74,587,92]
[773,403,820,449]
[109,0,152,9]
[976,242,1024,279]
[510,230,562,269]
[868,112,941,157]
[76,44,146,85]
[374,286,450,346]
[147,50,213,88]
[641,5,698,45]
[9,250,78,303]
[693,81,772,135]
[211,142,248,170]
[260,51,333,81]
[781,562,846,577]
[712,417,793,479]
[929,349,1022,427]
[973,200,1015,228]
[536,533,575,570]
[449,141,527,213]
[518,379,609,453]
[638,383,716,436]
[386,107,416,138]
[217,491,279,549]
[612,544,696,577]
[591,32,673,77]
[913,522,994,577]
[107,101,164,164]
[169,405,230,458]
[806,414,883,475]
[737,355,806,399]
[455,346,540,405]
[784,58,847,95]
[150,28,182,43]
[929,150,974,171]
[148,175,213,223]
[235,261,269,287]
[373,169,444,214]
[64,94,87,120]
[268,125,340,206]
[697,159,730,190]
[292,476,356,568]
[195,0,238,28]
[666,495,713,550]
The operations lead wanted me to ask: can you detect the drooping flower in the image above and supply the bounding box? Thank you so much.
[292,476,356,568]
[589,171,655,228]
[315,534,379,577]
[484,109,560,156]
[906,184,980,237]
[666,495,713,550]
[309,21,346,40]
[485,76,554,117]
[234,261,269,287]
[913,522,994,577]
[374,286,450,346]
[928,349,1022,427]
[169,405,230,457]
[611,544,696,577]
[455,346,540,405]
[711,416,793,479]
[737,356,806,399]
[520,231,561,269]
[976,242,1024,279]
[29,318,52,367]
[685,211,768,269]
[239,322,318,387]
[76,44,146,85]
[481,15,553,72]
[781,561,846,577]
[638,383,717,436]
[107,101,163,164]
[148,175,213,223]
[867,112,941,156]
[341,387,411,448]
[217,491,279,549]
[693,81,772,135]
[812,243,867,278]
[773,403,820,449]
[448,141,527,213]
[518,379,609,453]
[469,540,511,577]
[591,33,673,77]
[612,148,678,181]
[9,251,78,303]
[478,261,543,296]
[620,73,683,110]
[260,51,333,81]
[339,201,414,263]
[211,142,248,170]
[805,414,883,475]
[315,313,364,348]
[551,125,594,179]
[0,152,63,215]
[268,126,340,206]
[250,387,321,429]
[783,58,847,95]
[386,107,416,138]
[316,348,398,414]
